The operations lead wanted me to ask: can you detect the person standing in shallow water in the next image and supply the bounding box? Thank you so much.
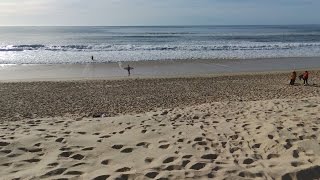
[290,71,297,85]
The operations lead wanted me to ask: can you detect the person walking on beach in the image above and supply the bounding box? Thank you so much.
[303,71,309,85]
[290,71,297,85]
[91,56,94,61]
[124,65,134,76]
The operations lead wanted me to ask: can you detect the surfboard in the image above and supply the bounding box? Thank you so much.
[124,67,134,70]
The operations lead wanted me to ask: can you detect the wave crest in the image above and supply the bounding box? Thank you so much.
[1,43,320,52]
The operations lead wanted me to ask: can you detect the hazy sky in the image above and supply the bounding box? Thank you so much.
[0,0,319,26]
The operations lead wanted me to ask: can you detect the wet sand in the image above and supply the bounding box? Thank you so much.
[0,57,320,81]
[1,69,320,179]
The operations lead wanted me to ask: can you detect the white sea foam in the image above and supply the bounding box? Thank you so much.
[1,26,320,64]
[1,42,320,52]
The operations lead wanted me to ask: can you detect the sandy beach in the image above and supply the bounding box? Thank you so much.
[1,70,320,179]
[0,57,320,82]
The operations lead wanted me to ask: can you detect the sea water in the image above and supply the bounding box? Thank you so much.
[1,25,320,64]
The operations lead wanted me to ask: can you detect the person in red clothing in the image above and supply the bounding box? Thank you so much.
[303,71,309,85]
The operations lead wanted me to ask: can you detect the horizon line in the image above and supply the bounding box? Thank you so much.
[1,24,320,27]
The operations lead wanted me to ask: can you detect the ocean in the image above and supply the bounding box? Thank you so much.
[1,25,320,64]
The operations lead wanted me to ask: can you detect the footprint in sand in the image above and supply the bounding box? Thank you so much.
[18,147,42,153]
[44,134,56,138]
[101,159,109,165]
[1,162,12,167]
[145,171,159,178]
[296,123,304,127]
[112,144,124,150]
[40,168,67,178]
[59,151,74,158]
[182,160,191,167]
[125,126,133,130]
[182,155,193,159]
[165,165,182,171]
[47,162,59,167]
[267,154,280,159]
[229,135,239,140]
[0,150,12,154]
[82,147,95,151]
[92,175,110,180]
[159,144,170,149]
[70,154,85,160]
[136,142,150,148]
[7,153,22,158]
[252,143,261,149]
[141,130,147,134]
[55,138,65,143]
[293,150,299,158]
[268,135,274,139]
[34,143,41,147]
[99,135,111,139]
[23,158,41,163]
[144,157,154,164]
[71,162,86,167]
[77,131,87,135]
[201,154,218,160]
[190,162,207,170]
[64,171,84,175]
[163,157,177,164]
[60,147,71,151]
[284,141,293,149]
[291,161,304,167]
[120,148,134,153]
[0,141,10,146]
[115,167,131,172]
[115,174,129,180]
[243,158,255,165]
[229,147,240,153]
[238,171,264,178]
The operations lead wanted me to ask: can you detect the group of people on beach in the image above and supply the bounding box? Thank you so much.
[290,71,309,86]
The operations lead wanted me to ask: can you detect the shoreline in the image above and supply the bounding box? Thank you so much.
[0,57,319,82]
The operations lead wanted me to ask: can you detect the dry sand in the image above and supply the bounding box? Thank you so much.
[1,70,320,179]
[1,70,320,121]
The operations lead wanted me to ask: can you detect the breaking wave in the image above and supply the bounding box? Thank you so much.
[1,43,320,52]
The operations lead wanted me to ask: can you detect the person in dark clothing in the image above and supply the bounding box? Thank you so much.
[124,65,134,76]
[303,71,309,85]
[290,71,297,85]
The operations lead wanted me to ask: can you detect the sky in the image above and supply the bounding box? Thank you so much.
[0,0,320,26]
